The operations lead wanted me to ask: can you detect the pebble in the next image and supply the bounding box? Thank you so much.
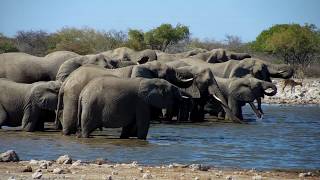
[70,160,82,168]
[56,155,72,164]
[32,172,42,179]
[53,168,63,174]
[138,167,143,173]
[131,161,138,167]
[0,150,19,162]
[22,165,33,172]
[29,160,39,165]
[194,177,200,180]
[39,162,47,169]
[95,158,106,165]
[8,177,16,180]
[225,175,233,180]
[215,171,223,177]
[111,171,118,175]
[104,175,112,180]
[142,173,152,179]
[252,175,263,180]
[299,172,312,177]
[35,169,42,173]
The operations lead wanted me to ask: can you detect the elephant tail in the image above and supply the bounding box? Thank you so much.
[54,82,64,129]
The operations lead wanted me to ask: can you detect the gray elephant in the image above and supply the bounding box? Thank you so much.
[0,79,61,131]
[156,48,208,62]
[56,62,195,135]
[55,54,116,82]
[0,51,79,83]
[206,77,277,120]
[101,47,157,64]
[78,77,186,139]
[178,57,293,115]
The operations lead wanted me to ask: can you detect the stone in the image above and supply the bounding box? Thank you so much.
[111,171,118,175]
[35,169,42,173]
[225,175,233,180]
[31,172,42,179]
[29,160,39,165]
[195,177,200,180]
[70,160,82,168]
[104,175,112,180]
[95,158,106,165]
[39,162,47,169]
[299,172,312,178]
[8,176,16,180]
[22,165,33,172]
[53,168,63,174]
[131,161,138,167]
[0,150,19,162]
[252,175,263,180]
[138,167,143,173]
[56,155,72,164]
[142,173,152,179]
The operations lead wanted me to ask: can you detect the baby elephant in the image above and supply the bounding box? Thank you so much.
[78,77,187,139]
[0,78,61,131]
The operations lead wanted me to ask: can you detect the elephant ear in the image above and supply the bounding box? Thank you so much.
[131,65,155,78]
[56,57,83,81]
[229,79,256,102]
[229,60,253,78]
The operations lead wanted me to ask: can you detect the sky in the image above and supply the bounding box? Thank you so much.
[0,0,319,42]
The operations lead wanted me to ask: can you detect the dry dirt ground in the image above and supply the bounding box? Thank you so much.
[0,161,319,180]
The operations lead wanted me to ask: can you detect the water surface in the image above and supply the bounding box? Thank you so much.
[0,104,319,170]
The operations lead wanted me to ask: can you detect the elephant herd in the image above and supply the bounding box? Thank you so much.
[0,47,294,139]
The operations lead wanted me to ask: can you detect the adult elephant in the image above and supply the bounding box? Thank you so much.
[156,48,208,62]
[207,77,277,120]
[179,57,293,115]
[0,51,78,83]
[101,47,157,64]
[78,77,187,139]
[56,62,195,135]
[55,54,117,82]
[0,79,61,131]
[165,61,242,122]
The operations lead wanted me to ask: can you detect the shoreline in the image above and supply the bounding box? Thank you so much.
[1,159,319,180]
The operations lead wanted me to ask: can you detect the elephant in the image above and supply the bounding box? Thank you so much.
[101,47,157,64]
[156,48,208,62]
[165,61,243,123]
[0,51,79,83]
[0,78,61,131]
[176,57,293,116]
[206,77,277,120]
[56,61,195,135]
[78,77,187,139]
[55,54,117,82]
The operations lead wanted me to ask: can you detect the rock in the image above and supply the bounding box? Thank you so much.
[215,171,223,177]
[22,165,33,172]
[32,172,42,179]
[131,161,138,167]
[111,171,118,175]
[70,160,82,168]
[53,168,63,174]
[299,172,312,177]
[35,169,42,173]
[138,167,143,173]
[252,175,263,180]
[95,158,107,165]
[56,155,72,164]
[194,177,200,180]
[171,163,188,168]
[168,164,174,168]
[104,175,112,180]
[39,162,47,169]
[142,173,152,179]
[8,176,15,180]
[189,164,209,171]
[29,160,39,165]
[0,150,19,162]
[225,175,233,180]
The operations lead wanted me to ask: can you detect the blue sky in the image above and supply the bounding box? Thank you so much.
[0,0,319,42]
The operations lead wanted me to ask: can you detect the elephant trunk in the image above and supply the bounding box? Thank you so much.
[265,62,294,79]
[262,81,277,96]
[173,70,194,88]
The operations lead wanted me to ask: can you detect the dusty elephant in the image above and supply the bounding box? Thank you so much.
[0,51,79,83]
[101,47,157,64]
[0,79,61,131]
[56,62,195,135]
[78,77,187,139]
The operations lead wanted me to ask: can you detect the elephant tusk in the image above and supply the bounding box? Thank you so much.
[212,94,245,124]
[181,95,190,99]
[278,70,286,73]
[249,102,263,120]
[180,78,194,82]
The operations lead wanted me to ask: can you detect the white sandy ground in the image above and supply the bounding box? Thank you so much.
[264,78,320,104]
[0,160,319,180]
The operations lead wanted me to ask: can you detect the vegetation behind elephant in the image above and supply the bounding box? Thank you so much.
[0,51,79,83]
[101,47,157,64]
[78,77,186,139]
[57,62,194,135]
[0,79,61,131]
[209,77,277,120]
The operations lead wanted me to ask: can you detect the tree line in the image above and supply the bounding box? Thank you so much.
[1,23,320,75]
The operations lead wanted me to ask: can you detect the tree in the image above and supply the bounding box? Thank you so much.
[127,29,145,50]
[15,30,50,56]
[251,24,320,72]
[0,33,19,54]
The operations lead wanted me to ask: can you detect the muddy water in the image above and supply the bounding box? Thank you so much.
[0,104,319,170]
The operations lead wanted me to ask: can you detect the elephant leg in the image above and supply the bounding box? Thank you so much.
[62,96,78,135]
[0,104,8,128]
[256,98,264,114]
[136,104,150,140]
[54,110,63,130]
[120,121,137,139]
[226,98,243,121]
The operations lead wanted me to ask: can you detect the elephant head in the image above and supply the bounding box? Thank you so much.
[84,54,112,68]
[226,77,277,120]
[22,81,61,131]
[131,61,194,88]
[138,78,188,109]
[230,58,294,82]
[136,49,157,64]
